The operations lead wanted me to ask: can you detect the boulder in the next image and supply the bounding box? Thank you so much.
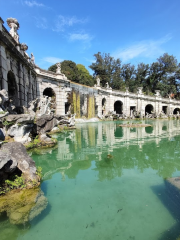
[0,142,38,182]
[36,114,57,134]
[7,123,33,144]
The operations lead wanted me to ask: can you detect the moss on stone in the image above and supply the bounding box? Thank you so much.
[88,95,95,118]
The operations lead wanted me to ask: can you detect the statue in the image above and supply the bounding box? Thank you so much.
[20,43,29,61]
[7,18,19,43]
[106,82,109,89]
[30,53,35,65]
[96,77,100,87]
[56,62,61,74]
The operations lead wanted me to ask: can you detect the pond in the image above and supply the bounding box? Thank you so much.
[1,119,180,240]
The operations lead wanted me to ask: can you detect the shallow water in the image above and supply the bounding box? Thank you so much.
[1,119,180,240]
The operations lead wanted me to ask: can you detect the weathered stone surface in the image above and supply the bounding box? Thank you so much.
[36,114,57,133]
[0,142,38,182]
[5,114,34,124]
[7,123,33,144]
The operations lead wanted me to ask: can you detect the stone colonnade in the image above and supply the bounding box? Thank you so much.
[0,18,37,108]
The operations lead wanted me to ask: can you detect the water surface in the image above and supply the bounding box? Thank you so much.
[1,120,180,240]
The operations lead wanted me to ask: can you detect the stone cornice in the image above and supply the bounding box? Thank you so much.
[0,29,36,75]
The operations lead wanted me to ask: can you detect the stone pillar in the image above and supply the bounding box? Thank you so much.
[0,45,8,90]
[124,91,130,116]
[56,87,66,115]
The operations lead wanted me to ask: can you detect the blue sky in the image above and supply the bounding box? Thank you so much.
[1,0,180,74]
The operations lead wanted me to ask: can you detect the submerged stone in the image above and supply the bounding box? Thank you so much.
[0,187,47,225]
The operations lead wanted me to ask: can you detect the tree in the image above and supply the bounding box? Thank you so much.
[76,64,95,86]
[89,52,124,89]
[121,63,136,92]
[48,61,94,86]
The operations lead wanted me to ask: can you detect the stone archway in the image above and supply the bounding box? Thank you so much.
[145,104,154,115]
[102,98,106,115]
[43,87,56,112]
[114,101,123,114]
[173,108,180,114]
[7,71,18,106]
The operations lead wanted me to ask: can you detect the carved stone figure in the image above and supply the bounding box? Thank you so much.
[137,87,143,94]
[7,18,19,43]
[56,62,61,74]
[30,53,35,65]
[96,77,100,87]
[20,43,29,61]
[106,82,109,89]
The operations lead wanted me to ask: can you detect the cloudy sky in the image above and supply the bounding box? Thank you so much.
[1,0,180,73]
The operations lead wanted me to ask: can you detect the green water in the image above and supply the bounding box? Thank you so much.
[1,120,180,240]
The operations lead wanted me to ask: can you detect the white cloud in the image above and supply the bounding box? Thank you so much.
[42,57,63,64]
[113,35,172,62]
[53,15,88,32]
[69,33,92,41]
[24,1,44,7]
[34,17,48,29]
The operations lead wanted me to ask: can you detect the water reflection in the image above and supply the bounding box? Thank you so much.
[32,120,180,181]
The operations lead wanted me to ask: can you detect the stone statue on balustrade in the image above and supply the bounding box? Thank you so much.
[96,77,100,87]
[30,53,35,65]
[7,18,19,43]
[56,63,61,74]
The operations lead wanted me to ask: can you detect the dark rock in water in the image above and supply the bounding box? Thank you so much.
[0,142,38,182]
[0,128,5,141]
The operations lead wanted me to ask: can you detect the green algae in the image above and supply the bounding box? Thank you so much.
[0,187,47,225]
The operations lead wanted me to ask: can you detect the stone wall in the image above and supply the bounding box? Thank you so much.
[1,17,180,118]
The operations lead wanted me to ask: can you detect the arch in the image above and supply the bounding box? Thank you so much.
[145,104,154,115]
[43,87,56,98]
[173,108,180,114]
[7,71,18,106]
[102,97,106,115]
[43,87,56,111]
[114,101,123,114]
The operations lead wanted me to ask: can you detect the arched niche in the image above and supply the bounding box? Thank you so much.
[7,71,18,106]
[114,101,123,114]
[145,104,154,115]
[43,87,56,111]
[102,98,106,115]
[173,108,180,114]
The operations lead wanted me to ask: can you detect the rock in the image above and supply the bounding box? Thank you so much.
[7,123,33,144]
[0,142,38,182]
[36,114,57,134]
[5,114,34,124]
[0,128,5,141]
[0,188,48,225]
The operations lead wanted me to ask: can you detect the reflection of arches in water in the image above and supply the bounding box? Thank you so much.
[114,101,123,114]
[145,104,153,115]
[102,98,106,115]
[145,126,153,134]
[162,126,167,131]
[114,126,123,138]
[162,106,167,114]
[43,88,56,110]
[173,108,180,114]
[7,71,18,106]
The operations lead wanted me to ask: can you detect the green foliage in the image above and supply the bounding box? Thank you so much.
[36,166,42,179]
[0,111,6,114]
[89,52,180,98]
[48,61,94,87]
